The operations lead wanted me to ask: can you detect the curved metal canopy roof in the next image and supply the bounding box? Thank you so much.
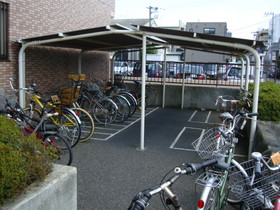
[13,24,267,55]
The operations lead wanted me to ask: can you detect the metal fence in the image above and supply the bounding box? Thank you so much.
[112,60,279,87]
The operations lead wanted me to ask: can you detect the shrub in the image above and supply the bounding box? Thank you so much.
[248,82,280,122]
[0,115,53,204]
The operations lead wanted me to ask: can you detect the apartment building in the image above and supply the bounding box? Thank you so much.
[185,22,231,63]
[0,0,114,91]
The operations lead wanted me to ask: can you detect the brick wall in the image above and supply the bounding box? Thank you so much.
[0,0,114,91]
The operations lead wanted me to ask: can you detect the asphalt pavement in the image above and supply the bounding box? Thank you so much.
[71,107,248,210]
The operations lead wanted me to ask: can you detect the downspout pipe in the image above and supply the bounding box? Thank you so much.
[18,43,29,107]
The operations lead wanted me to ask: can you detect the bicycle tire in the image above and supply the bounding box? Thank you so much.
[22,107,42,127]
[92,98,118,125]
[120,92,137,116]
[70,107,94,142]
[42,133,73,166]
[226,159,249,204]
[56,107,81,147]
[198,158,249,210]
[78,94,91,111]
[135,85,156,106]
[23,107,82,147]
[110,94,130,123]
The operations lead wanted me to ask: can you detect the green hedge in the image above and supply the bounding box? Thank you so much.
[0,115,53,205]
[249,82,280,122]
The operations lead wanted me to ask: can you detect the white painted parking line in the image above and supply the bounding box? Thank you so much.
[188,110,197,122]
[91,107,159,141]
[188,109,216,124]
[205,111,211,123]
[170,126,204,150]
[169,127,187,149]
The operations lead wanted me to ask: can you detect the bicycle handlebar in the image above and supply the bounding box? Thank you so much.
[9,78,41,95]
[128,159,218,210]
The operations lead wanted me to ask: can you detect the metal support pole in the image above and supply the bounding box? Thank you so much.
[240,56,245,89]
[139,34,147,151]
[244,54,250,91]
[162,48,167,108]
[181,49,186,109]
[78,50,83,74]
[248,51,261,157]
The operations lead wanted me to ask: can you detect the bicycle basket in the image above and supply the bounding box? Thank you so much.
[60,87,81,105]
[192,127,230,159]
[217,95,239,114]
[228,158,280,209]
[0,90,18,112]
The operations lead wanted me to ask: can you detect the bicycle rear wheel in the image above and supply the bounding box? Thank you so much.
[120,92,137,116]
[110,94,130,123]
[42,133,73,166]
[70,107,94,142]
[92,98,118,125]
[135,85,156,106]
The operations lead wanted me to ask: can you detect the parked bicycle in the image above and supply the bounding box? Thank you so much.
[48,74,95,142]
[114,74,157,107]
[127,159,219,210]
[9,78,82,147]
[192,110,259,209]
[3,92,73,165]
[228,151,280,209]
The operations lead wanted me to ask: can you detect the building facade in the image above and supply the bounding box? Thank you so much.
[0,0,114,91]
[268,14,280,65]
[185,22,231,63]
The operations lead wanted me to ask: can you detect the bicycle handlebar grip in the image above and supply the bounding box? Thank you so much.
[247,113,258,117]
[186,159,218,174]
[251,152,262,177]
[45,112,59,118]
[254,159,261,177]
[130,194,151,210]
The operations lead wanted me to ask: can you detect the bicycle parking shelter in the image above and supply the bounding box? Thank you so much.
[13,24,267,156]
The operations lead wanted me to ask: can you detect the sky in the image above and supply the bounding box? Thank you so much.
[115,0,280,40]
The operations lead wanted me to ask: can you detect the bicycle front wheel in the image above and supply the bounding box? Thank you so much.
[92,98,118,125]
[70,107,94,142]
[197,177,219,210]
[42,133,73,166]
[53,107,82,148]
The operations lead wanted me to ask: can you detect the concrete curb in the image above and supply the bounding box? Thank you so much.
[1,164,77,210]
[255,121,280,154]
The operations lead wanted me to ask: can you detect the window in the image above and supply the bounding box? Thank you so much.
[203,28,215,35]
[0,2,9,61]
